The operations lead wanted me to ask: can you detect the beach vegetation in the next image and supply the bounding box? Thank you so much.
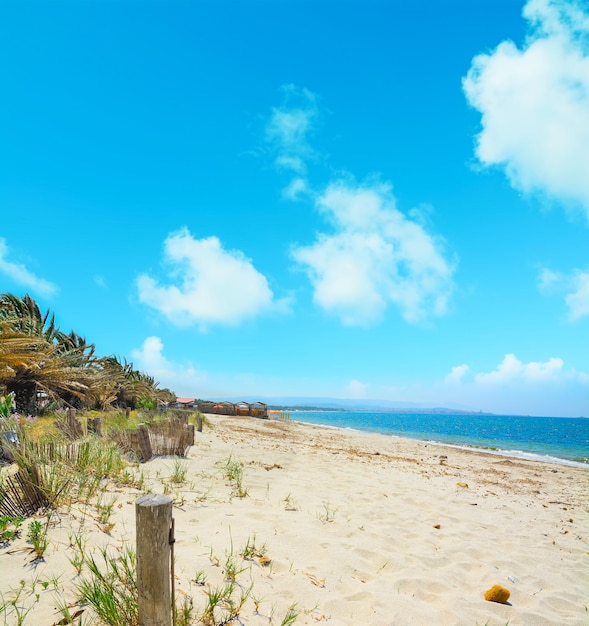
[193,487,211,504]
[220,454,242,482]
[1,404,310,626]
[77,545,139,626]
[283,493,299,511]
[2,585,34,626]
[68,528,87,574]
[117,466,146,490]
[318,501,337,523]
[0,392,15,417]
[43,572,63,591]
[209,546,221,567]
[53,595,84,626]
[200,580,252,626]
[26,519,48,559]
[240,534,268,561]
[251,593,264,614]
[223,553,248,582]
[4,430,127,515]
[221,454,248,498]
[280,603,299,625]
[96,495,117,532]
[0,514,24,544]
[200,582,235,625]
[175,592,195,626]
[169,459,188,484]
[192,570,207,586]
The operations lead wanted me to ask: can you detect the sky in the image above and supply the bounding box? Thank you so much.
[1,0,588,417]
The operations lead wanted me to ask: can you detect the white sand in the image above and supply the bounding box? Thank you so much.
[1,413,588,625]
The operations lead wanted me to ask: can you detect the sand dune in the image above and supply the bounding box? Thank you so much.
[1,413,588,625]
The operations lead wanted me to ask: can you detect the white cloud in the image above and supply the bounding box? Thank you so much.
[434,353,589,415]
[282,177,308,201]
[463,0,589,218]
[537,267,561,290]
[566,270,589,320]
[137,228,289,329]
[265,85,318,198]
[445,364,469,384]
[291,180,456,326]
[345,379,369,398]
[0,237,57,297]
[538,266,589,320]
[131,336,207,394]
[475,353,569,384]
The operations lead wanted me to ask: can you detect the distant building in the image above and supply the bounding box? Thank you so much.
[174,397,197,409]
[196,400,268,418]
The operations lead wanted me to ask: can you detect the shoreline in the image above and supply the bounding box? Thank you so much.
[283,412,589,467]
[1,412,588,625]
[288,417,589,469]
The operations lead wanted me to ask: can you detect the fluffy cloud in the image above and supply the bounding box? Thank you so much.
[0,237,57,297]
[463,0,589,218]
[440,353,589,415]
[137,228,288,329]
[131,336,208,394]
[474,353,568,384]
[291,181,456,326]
[444,364,470,385]
[538,266,589,320]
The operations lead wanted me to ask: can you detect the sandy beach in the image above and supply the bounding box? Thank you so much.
[1,413,588,625]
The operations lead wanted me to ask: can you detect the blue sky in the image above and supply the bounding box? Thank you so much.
[1,0,588,417]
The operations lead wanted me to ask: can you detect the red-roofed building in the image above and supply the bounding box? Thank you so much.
[174,397,196,408]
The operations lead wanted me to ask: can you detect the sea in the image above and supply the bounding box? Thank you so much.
[286,411,589,467]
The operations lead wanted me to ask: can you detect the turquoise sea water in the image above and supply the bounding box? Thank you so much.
[288,411,589,466]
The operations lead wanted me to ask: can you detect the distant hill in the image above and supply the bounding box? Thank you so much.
[202,395,484,414]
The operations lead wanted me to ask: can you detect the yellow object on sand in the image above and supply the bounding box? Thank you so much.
[484,584,511,604]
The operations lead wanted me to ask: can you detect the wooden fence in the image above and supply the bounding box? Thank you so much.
[0,416,196,517]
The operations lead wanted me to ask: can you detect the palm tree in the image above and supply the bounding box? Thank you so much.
[0,293,61,342]
[0,293,176,412]
[95,356,161,410]
[0,294,94,411]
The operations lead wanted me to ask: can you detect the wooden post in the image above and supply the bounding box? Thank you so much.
[87,417,102,436]
[137,424,153,462]
[185,424,195,445]
[197,416,203,433]
[125,407,131,418]
[176,412,188,425]
[136,494,173,626]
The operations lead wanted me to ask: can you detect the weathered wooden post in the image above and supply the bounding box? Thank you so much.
[136,494,173,626]
[197,415,203,433]
[87,417,102,436]
[137,424,153,462]
[185,423,195,445]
